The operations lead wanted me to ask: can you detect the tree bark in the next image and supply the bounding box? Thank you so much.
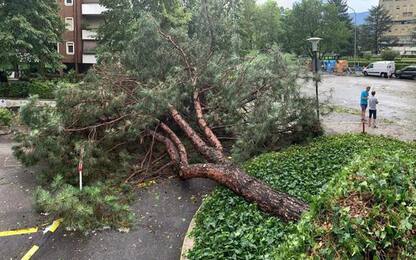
[150,125,309,222]
[193,90,223,152]
[169,106,227,164]
[155,106,309,222]
[181,163,308,222]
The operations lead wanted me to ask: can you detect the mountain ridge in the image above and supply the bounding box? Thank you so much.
[349,11,369,25]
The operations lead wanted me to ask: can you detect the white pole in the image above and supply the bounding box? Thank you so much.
[79,168,83,191]
[79,147,84,191]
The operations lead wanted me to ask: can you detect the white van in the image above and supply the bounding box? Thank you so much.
[363,61,395,78]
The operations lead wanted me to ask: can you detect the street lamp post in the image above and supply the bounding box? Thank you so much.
[307,37,322,121]
[347,6,358,69]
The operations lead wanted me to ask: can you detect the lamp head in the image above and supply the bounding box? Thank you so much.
[307,37,322,52]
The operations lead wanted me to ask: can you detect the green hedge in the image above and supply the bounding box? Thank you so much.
[188,135,416,259]
[339,56,416,70]
[276,148,416,259]
[0,80,57,99]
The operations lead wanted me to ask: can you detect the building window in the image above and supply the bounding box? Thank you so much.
[66,42,75,55]
[64,0,74,6]
[65,17,74,31]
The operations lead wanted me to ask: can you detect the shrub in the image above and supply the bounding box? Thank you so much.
[381,49,400,61]
[0,81,31,98]
[29,80,56,99]
[188,135,416,259]
[0,108,13,126]
[276,148,416,259]
[0,80,57,99]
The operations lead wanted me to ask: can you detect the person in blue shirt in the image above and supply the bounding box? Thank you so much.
[360,86,371,121]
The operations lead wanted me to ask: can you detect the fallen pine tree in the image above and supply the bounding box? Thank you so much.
[13,1,321,229]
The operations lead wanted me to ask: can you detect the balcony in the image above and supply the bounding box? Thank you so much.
[82,30,98,40]
[82,54,97,64]
[81,4,107,15]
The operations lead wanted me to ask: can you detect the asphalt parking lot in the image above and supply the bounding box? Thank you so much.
[0,134,215,260]
[304,75,416,140]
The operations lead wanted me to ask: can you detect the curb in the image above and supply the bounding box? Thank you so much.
[179,204,203,260]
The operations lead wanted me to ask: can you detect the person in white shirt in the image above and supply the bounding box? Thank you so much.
[368,91,379,128]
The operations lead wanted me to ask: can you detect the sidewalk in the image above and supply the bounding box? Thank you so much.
[0,135,215,260]
[323,112,416,141]
[0,99,55,108]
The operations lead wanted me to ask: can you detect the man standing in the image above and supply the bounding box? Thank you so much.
[360,86,371,121]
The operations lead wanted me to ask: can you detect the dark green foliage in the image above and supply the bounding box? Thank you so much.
[238,0,283,54]
[381,49,400,61]
[327,0,354,56]
[365,5,395,54]
[188,135,416,259]
[276,147,416,259]
[0,108,12,126]
[0,80,58,99]
[0,82,30,98]
[281,0,351,57]
[0,0,64,75]
[327,0,352,27]
[358,24,373,53]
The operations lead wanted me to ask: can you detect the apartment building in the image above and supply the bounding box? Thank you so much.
[380,0,416,54]
[57,0,107,73]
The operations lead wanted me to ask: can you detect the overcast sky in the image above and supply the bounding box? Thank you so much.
[257,0,379,12]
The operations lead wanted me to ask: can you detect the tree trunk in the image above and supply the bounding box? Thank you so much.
[150,106,309,222]
[14,64,20,79]
[181,163,309,222]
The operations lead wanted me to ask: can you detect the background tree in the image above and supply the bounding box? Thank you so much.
[328,0,351,26]
[327,0,355,56]
[357,24,372,53]
[0,0,64,77]
[238,0,283,53]
[381,49,399,61]
[15,0,321,230]
[98,0,191,60]
[282,0,351,58]
[365,5,394,54]
[238,0,260,52]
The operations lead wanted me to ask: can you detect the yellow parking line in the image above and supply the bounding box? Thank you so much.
[0,227,39,237]
[19,219,63,260]
[21,245,39,260]
[48,219,63,233]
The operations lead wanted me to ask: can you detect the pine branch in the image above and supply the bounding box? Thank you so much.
[193,90,223,151]
[169,105,227,164]
[160,122,188,167]
[145,129,180,165]
[157,28,195,83]
[64,115,129,132]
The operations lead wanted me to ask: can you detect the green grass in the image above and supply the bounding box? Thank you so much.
[187,134,416,260]
[332,106,361,115]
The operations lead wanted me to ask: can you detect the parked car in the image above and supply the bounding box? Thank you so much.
[395,65,416,80]
[363,61,395,78]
